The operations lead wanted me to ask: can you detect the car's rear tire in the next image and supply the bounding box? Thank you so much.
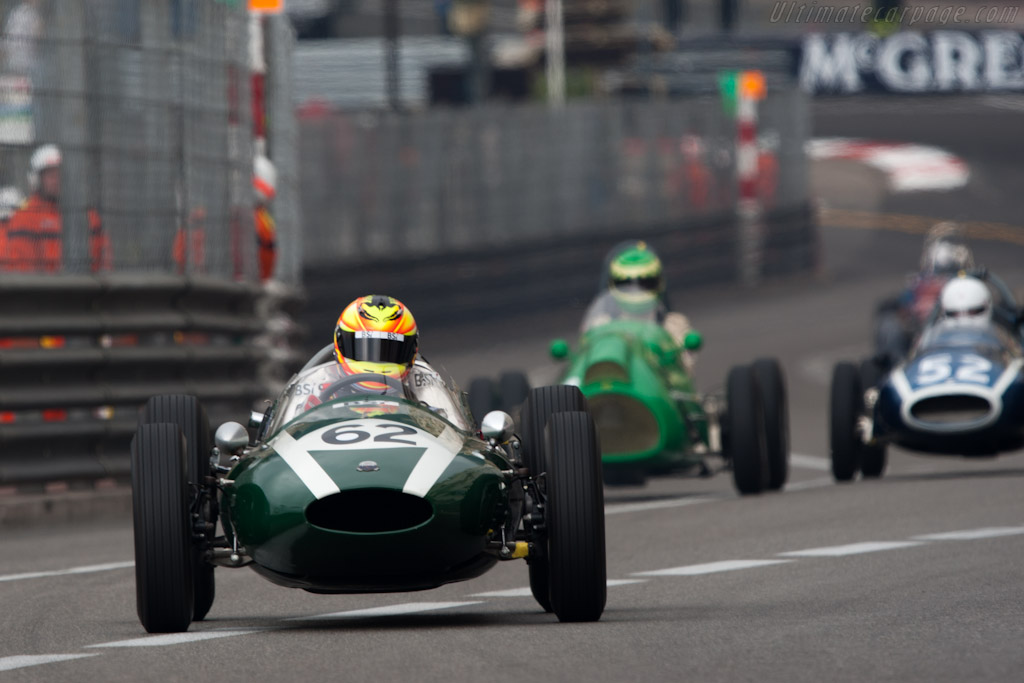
[498,371,531,416]
[725,365,769,495]
[131,423,194,633]
[752,358,789,491]
[830,362,864,482]
[544,411,606,622]
[140,395,215,621]
[467,377,498,426]
[520,385,589,613]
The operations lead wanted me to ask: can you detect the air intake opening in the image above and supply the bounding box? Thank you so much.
[588,394,659,455]
[911,395,991,424]
[306,489,433,533]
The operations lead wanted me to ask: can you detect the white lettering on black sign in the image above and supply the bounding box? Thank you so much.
[800,31,1024,94]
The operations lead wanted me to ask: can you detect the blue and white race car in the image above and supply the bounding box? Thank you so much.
[830,270,1024,481]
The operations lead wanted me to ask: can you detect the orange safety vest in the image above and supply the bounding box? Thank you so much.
[255,206,276,281]
[0,195,110,272]
[1,194,62,272]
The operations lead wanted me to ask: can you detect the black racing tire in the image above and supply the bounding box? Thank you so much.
[467,377,498,427]
[131,423,194,633]
[861,444,888,478]
[752,358,789,491]
[498,371,531,415]
[725,365,769,495]
[520,385,589,479]
[520,385,589,613]
[830,362,864,482]
[140,395,215,621]
[544,411,607,623]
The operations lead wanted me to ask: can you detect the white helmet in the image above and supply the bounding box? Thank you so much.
[253,154,277,202]
[0,185,25,220]
[940,276,992,324]
[28,143,61,190]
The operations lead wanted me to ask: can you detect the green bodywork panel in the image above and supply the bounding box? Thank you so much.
[222,397,513,593]
[555,318,709,474]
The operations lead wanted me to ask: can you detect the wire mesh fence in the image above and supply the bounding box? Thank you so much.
[298,86,808,267]
[0,0,298,284]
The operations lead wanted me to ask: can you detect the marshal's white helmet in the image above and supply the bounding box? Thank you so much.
[0,186,25,220]
[940,276,992,324]
[28,144,61,190]
[253,154,277,202]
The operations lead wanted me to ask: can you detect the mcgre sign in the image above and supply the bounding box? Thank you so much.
[800,31,1024,94]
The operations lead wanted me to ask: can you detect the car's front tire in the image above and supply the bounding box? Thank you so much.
[544,411,606,622]
[131,423,194,633]
[498,370,531,417]
[830,362,864,482]
[467,377,499,426]
[752,358,789,491]
[140,395,216,621]
[726,365,769,495]
[520,385,589,613]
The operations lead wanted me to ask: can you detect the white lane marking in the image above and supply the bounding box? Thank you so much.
[0,654,98,672]
[471,578,646,598]
[87,629,264,648]
[289,601,482,621]
[633,559,793,577]
[605,495,720,516]
[403,445,458,498]
[778,541,924,557]
[783,476,835,492]
[470,587,534,598]
[790,453,831,471]
[911,527,1024,542]
[982,95,1024,113]
[274,430,340,500]
[0,561,134,583]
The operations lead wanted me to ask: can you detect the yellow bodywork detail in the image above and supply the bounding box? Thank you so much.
[511,542,529,559]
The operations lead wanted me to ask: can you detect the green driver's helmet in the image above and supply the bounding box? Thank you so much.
[607,241,665,310]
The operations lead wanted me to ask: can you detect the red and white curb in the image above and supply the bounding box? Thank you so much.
[807,137,970,193]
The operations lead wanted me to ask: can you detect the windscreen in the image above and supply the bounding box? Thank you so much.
[581,290,662,331]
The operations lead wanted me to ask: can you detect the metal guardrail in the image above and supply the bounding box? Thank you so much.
[298,89,807,266]
[0,274,300,489]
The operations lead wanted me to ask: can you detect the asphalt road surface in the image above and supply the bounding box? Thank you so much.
[2,96,1024,682]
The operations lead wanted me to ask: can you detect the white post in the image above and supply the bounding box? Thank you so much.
[545,0,565,107]
[736,77,762,287]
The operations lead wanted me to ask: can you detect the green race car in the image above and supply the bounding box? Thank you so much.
[129,350,607,633]
[549,291,789,493]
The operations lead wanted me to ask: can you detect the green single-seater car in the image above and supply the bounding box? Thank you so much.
[129,347,606,633]
[547,291,790,493]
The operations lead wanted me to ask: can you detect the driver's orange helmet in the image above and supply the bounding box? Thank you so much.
[334,295,418,391]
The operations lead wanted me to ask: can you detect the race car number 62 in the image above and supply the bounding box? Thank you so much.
[321,424,418,446]
[915,353,991,385]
